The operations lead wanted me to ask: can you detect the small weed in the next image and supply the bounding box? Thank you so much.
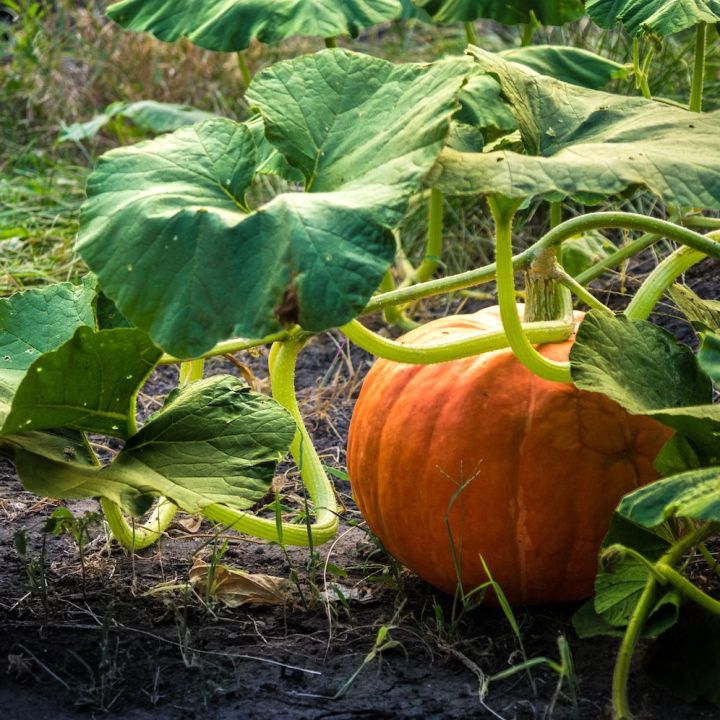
[44,506,101,596]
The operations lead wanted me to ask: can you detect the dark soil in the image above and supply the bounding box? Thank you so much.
[1,260,719,720]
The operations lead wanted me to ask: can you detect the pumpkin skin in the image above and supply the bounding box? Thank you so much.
[347,305,673,605]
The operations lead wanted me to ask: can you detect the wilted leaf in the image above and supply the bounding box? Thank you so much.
[190,558,292,607]
[434,48,720,208]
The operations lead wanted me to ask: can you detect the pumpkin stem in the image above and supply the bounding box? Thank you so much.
[523,246,562,323]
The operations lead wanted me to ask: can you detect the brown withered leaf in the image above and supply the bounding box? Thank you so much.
[189,559,292,607]
[177,515,203,534]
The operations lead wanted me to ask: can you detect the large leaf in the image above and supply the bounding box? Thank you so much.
[77,119,395,358]
[618,466,720,527]
[499,46,628,89]
[15,376,295,516]
[415,0,584,25]
[570,312,720,458]
[247,50,471,221]
[79,55,470,358]
[586,0,720,37]
[433,48,720,207]
[106,0,404,51]
[593,551,682,630]
[1,327,161,439]
[0,282,96,417]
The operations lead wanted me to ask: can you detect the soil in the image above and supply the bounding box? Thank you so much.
[1,259,719,720]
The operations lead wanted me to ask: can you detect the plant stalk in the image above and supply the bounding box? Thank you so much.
[624,246,707,320]
[414,187,444,284]
[612,523,717,719]
[340,315,573,364]
[237,51,252,89]
[690,22,708,112]
[101,497,178,551]
[464,21,478,46]
[364,212,720,314]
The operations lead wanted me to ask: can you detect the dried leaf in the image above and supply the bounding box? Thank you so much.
[189,559,292,607]
[177,515,203,534]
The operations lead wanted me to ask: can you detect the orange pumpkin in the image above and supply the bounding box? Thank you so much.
[347,305,672,605]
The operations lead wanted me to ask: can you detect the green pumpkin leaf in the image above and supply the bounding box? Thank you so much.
[570,312,720,459]
[668,284,720,334]
[593,551,682,630]
[247,50,471,221]
[6,429,98,467]
[617,466,720,527]
[0,282,97,416]
[654,433,701,476]
[433,47,720,208]
[60,100,217,143]
[247,116,304,184]
[79,54,470,358]
[646,606,720,708]
[589,514,679,633]
[499,46,628,89]
[77,119,395,358]
[1,327,161,440]
[14,376,295,516]
[586,0,720,37]
[699,332,720,384]
[106,0,404,51]
[415,0,584,25]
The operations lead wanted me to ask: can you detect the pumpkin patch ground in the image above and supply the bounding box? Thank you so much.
[1,263,718,720]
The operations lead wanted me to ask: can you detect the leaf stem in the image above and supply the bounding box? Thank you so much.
[624,246,707,320]
[489,196,572,383]
[612,578,657,720]
[464,21,478,46]
[690,22,708,112]
[557,271,613,315]
[364,212,720,314]
[414,187,444,284]
[159,331,290,365]
[655,562,720,615]
[339,315,573,364]
[237,51,252,89]
[202,339,338,546]
[101,497,178,551]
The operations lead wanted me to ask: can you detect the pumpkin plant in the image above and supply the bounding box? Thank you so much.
[5,26,720,718]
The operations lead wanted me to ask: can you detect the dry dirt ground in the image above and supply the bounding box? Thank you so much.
[1,260,719,720]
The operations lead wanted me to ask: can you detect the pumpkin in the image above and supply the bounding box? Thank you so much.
[347,305,673,605]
